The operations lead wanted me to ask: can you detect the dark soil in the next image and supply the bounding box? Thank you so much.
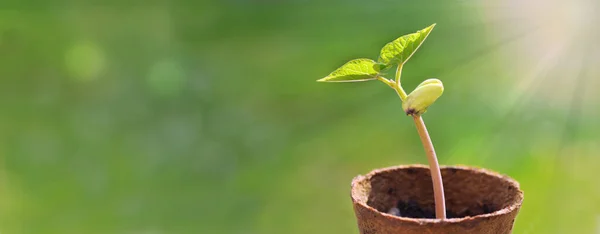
[393,200,496,219]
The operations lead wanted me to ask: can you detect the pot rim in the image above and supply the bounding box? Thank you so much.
[351,164,524,224]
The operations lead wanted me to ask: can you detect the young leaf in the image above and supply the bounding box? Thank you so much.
[378,24,436,69]
[317,59,380,82]
[402,78,443,115]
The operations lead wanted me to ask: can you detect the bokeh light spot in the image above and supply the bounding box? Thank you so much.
[65,41,105,82]
[147,59,186,97]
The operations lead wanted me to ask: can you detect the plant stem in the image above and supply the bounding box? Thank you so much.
[394,65,408,100]
[376,76,395,88]
[412,115,446,219]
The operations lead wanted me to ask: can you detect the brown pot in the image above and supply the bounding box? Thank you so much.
[351,165,523,234]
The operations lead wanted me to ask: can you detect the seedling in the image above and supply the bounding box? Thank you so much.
[318,24,447,219]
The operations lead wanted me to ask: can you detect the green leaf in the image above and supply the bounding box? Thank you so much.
[378,24,436,68]
[402,78,443,115]
[317,59,380,82]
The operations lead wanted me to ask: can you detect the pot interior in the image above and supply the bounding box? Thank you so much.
[353,165,522,219]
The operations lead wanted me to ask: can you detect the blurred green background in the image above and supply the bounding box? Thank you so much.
[1,1,599,233]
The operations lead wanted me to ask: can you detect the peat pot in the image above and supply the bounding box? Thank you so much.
[351,165,523,234]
